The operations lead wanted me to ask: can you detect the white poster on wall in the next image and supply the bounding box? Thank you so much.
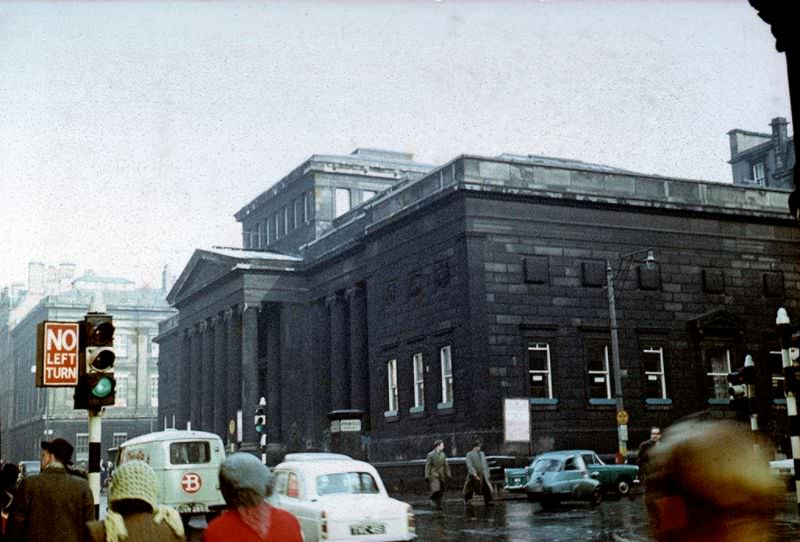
[504,398,530,443]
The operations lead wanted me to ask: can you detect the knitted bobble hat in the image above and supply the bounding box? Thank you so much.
[110,460,159,510]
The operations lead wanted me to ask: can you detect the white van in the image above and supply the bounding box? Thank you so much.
[114,429,226,519]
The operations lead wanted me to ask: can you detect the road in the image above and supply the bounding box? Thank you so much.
[181,490,800,541]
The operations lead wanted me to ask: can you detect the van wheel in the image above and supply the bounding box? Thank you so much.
[616,477,632,496]
[526,492,537,502]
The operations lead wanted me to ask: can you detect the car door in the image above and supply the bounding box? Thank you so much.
[558,455,586,495]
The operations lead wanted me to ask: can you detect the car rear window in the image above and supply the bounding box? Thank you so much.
[169,441,210,464]
[532,458,562,473]
[316,472,379,495]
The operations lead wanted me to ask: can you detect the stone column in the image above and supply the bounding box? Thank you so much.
[201,320,215,431]
[178,330,192,429]
[226,307,242,445]
[190,325,203,429]
[349,284,369,413]
[241,304,260,449]
[312,299,332,432]
[329,293,349,411]
[213,314,228,437]
[265,304,282,446]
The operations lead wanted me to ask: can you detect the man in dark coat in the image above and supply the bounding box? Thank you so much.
[424,439,451,510]
[463,438,494,506]
[637,426,662,485]
[7,438,94,542]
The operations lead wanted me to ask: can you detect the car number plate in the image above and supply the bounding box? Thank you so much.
[350,522,386,535]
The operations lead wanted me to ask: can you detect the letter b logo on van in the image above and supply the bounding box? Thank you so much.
[181,472,202,494]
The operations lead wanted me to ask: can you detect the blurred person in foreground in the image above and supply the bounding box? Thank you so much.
[203,453,302,542]
[645,418,782,542]
[1,462,20,541]
[87,460,184,542]
[7,438,93,542]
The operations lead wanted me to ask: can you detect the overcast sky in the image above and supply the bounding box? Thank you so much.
[0,0,791,290]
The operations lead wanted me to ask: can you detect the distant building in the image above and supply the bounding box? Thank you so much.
[157,148,799,462]
[728,117,795,189]
[0,265,175,462]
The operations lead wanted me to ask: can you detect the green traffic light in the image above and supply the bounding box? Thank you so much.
[91,376,114,398]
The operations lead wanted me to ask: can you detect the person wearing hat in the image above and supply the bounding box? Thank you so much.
[203,453,302,542]
[7,438,94,542]
[87,460,184,542]
[462,438,494,507]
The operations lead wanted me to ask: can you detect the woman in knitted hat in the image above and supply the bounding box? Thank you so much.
[203,453,302,542]
[87,460,185,542]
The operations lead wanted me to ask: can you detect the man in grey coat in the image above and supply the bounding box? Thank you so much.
[8,438,94,542]
[463,438,494,506]
[424,439,451,510]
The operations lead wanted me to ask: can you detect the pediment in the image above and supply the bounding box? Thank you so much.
[167,251,237,305]
[688,308,745,337]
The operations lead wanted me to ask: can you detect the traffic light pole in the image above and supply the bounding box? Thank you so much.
[88,408,102,519]
[776,308,800,515]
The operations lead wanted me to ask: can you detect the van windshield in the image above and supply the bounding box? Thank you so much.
[169,441,210,464]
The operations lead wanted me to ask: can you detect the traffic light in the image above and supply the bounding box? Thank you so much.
[254,406,266,435]
[74,313,116,410]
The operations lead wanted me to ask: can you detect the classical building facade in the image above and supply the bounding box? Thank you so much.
[157,148,800,462]
[728,116,795,189]
[1,268,175,462]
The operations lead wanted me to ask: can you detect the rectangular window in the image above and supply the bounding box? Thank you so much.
[112,432,128,449]
[588,345,611,400]
[283,206,289,233]
[386,359,398,413]
[704,346,732,400]
[75,433,89,460]
[362,189,377,203]
[752,162,765,185]
[412,353,424,409]
[115,374,128,407]
[150,339,159,358]
[769,350,785,402]
[115,334,128,357]
[294,198,301,229]
[256,222,263,248]
[335,188,351,217]
[274,214,280,239]
[304,192,312,223]
[440,345,453,404]
[528,343,553,399]
[642,346,667,399]
[265,219,271,245]
[150,374,159,407]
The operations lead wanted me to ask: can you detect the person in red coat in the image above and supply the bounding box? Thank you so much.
[203,453,301,542]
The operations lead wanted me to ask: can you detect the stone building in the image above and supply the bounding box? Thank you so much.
[728,116,795,189]
[157,148,799,462]
[0,268,175,462]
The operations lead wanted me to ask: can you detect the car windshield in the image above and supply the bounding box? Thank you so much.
[532,458,562,473]
[316,472,380,496]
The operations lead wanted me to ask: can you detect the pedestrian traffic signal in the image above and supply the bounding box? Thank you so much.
[254,406,266,434]
[74,313,116,410]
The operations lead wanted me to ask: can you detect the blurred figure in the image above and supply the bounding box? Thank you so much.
[424,439,451,510]
[87,460,184,542]
[645,419,782,542]
[1,462,20,541]
[203,453,302,542]
[7,438,94,542]
[636,426,661,483]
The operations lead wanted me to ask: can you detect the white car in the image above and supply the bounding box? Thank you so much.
[269,453,416,542]
[769,458,794,488]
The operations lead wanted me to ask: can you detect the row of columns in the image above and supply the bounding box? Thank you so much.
[176,305,264,447]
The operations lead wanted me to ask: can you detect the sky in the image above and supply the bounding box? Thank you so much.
[0,0,791,290]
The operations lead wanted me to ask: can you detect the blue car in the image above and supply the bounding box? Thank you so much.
[518,451,602,507]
